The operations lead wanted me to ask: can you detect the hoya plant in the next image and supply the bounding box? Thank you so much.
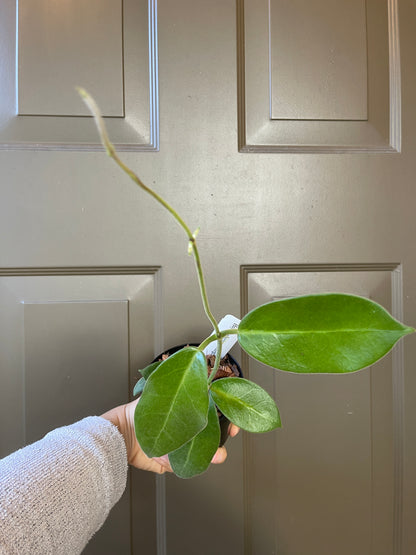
[79,89,414,478]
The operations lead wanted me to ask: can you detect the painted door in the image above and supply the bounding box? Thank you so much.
[1,1,415,554]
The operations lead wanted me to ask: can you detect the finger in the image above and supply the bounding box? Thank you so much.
[228,423,240,438]
[150,461,169,474]
[153,455,173,474]
[211,446,227,464]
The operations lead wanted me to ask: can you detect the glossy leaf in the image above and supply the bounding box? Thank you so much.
[238,293,414,373]
[133,377,146,397]
[169,396,220,478]
[140,360,162,380]
[134,347,209,457]
[210,377,281,432]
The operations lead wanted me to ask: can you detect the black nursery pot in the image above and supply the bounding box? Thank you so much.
[152,343,242,447]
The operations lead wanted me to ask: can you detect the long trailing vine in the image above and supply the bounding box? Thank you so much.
[78,87,226,381]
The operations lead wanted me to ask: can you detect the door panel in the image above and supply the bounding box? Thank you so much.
[1,1,416,554]
[0,0,157,149]
[239,0,395,151]
[269,0,368,121]
[241,264,399,554]
[0,269,161,554]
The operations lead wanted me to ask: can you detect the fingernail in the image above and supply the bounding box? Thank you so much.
[212,451,222,464]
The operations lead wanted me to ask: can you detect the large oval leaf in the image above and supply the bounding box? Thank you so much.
[134,347,209,457]
[169,396,220,478]
[238,294,414,373]
[210,377,281,432]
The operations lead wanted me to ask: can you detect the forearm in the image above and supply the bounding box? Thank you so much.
[0,417,127,555]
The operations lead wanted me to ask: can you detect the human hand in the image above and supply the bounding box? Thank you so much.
[101,398,239,475]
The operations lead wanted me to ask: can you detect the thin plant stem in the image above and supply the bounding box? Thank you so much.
[207,338,223,385]
[199,329,240,385]
[198,329,239,353]
[78,88,220,338]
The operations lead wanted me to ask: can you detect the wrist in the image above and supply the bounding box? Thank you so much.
[101,401,139,465]
[101,405,127,446]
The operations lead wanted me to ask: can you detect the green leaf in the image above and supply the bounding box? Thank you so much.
[134,347,209,457]
[238,293,415,374]
[140,360,162,380]
[210,378,281,432]
[133,377,146,397]
[169,396,220,478]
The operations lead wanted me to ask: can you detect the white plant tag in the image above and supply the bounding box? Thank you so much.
[202,314,241,358]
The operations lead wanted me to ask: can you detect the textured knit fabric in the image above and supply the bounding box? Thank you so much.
[0,416,128,555]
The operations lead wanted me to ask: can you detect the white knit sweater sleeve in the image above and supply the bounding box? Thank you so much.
[0,416,128,555]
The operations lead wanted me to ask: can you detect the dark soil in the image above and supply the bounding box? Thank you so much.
[160,349,240,381]
[205,354,240,380]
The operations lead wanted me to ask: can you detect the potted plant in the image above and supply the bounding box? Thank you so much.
[78,88,415,478]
